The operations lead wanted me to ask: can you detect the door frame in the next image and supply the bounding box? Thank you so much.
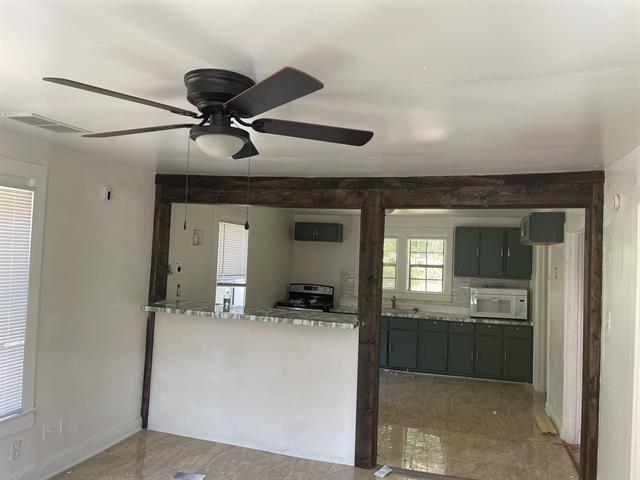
[144,171,603,479]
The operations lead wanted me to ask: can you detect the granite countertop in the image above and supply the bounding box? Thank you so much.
[330,307,532,327]
[142,302,359,330]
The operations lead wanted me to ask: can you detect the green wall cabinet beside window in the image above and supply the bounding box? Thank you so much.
[454,227,532,279]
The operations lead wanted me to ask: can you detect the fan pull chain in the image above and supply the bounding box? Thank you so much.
[244,156,251,230]
[183,133,191,230]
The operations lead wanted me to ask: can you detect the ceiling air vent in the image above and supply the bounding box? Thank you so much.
[2,113,88,134]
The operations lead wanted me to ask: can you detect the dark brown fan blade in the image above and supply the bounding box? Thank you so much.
[251,118,373,146]
[43,77,200,118]
[83,124,195,138]
[232,140,259,159]
[224,67,323,118]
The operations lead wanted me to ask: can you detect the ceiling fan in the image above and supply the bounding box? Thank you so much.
[42,67,374,159]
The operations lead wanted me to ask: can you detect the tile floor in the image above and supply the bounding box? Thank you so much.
[51,430,419,480]
[377,370,579,480]
[50,370,578,480]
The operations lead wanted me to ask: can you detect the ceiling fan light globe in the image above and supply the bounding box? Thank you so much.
[195,133,245,158]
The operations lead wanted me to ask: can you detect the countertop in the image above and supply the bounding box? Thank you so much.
[330,307,532,327]
[142,302,360,330]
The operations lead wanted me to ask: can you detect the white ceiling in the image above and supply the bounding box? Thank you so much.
[1,1,638,177]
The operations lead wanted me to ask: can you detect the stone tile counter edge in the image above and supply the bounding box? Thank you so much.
[142,302,360,330]
[331,307,532,327]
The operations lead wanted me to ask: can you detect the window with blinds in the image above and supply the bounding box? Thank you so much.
[216,222,249,286]
[0,185,34,419]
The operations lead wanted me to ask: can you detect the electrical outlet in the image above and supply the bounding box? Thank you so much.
[42,422,55,441]
[10,439,21,460]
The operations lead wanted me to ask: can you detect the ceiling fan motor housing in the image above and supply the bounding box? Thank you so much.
[184,69,255,113]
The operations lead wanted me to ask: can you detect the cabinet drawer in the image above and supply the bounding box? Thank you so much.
[476,324,502,337]
[388,317,418,330]
[420,319,448,333]
[449,322,474,334]
[504,325,533,339]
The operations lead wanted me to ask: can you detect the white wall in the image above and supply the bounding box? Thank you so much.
[245,207,294,307]
[546,244,566,431]
[599,146,640,479]
[167,204,217,302]
[148,313,358,465]
[166,205,293,306]
[0,127,155,480]
[290,213,360,297]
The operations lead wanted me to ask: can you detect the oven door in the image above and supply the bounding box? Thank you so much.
[471,293,519,319]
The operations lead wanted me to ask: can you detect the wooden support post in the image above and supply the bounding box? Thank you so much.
[355,190,385,468]
[581,181,603,479]
[141,185,171,428]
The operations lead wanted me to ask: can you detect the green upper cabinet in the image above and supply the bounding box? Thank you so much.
[454,227,532,279]
[505,228,532,279]
[479,229,504,277]
[454,228,480,276]
[294,222,343,242]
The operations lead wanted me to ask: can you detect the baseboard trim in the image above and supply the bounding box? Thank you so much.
[18,417,141,480]
[545,401,563,435]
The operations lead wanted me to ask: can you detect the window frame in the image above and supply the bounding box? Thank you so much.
[407,238,446,293]
[382,226,453,302]
[0,157,47,438]
[382,237,398,291]
[212,207,250,306]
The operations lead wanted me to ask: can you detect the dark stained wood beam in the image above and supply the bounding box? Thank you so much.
[355,190,385,468]
[580,182,604,479]
[155,170,604,190]
[141,184,172,428]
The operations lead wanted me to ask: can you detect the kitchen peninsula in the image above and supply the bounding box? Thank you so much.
[141,301,360,465]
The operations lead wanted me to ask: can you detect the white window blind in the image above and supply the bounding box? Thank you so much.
[0,185,34,419]
[216,222,248,286]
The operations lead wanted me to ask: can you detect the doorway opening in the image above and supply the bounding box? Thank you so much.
[375,208,584,480]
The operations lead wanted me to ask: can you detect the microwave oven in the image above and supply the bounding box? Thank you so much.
[469,287,528,321]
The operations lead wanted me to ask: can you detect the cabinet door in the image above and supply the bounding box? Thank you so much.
[505,228,532,279]
[315,223,343,242]
[475,336,502,378]
[418,331,448,373]
[388,330,417,370]
[454,228,480,276]
[380,328,388,367]
[479,229,505,277]
[294,223,316,241]
[448,334,474,375]
[503,338,532,381]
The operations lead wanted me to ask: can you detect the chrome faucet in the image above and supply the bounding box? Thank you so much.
[391,295,397,309]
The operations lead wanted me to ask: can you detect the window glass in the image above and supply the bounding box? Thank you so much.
[382,238,397,290]
[408,239,445,293]
[0,185,34,419]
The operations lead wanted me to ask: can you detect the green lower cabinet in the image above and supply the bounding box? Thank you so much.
[503,337,533,381]
[380,328,388,367]
[448,334,474,375]
[388,329,418,370]
[474,336,503,378]
[417,331,448,373]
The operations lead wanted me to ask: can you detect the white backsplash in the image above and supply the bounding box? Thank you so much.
[337,268,530,313]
